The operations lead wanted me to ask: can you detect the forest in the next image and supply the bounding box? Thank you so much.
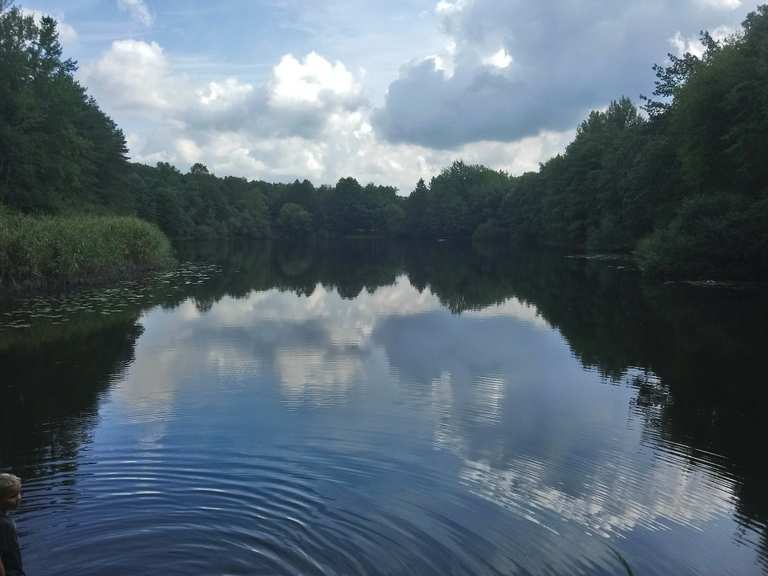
[1,1,768,286]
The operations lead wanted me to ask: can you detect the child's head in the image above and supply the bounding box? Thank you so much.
[0,474,22,511]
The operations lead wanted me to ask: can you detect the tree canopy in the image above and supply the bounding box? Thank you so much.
[2,3,768,278]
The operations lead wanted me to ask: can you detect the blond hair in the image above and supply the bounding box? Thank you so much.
[0,473,21,499]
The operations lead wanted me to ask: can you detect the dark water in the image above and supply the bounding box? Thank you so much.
[1,241,766,575]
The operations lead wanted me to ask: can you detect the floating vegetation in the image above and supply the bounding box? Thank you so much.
[0,262,223,351]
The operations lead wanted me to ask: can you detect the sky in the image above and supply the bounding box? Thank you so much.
[20,0,763,192]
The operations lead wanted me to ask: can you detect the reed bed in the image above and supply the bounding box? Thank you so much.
[0,212,173,292]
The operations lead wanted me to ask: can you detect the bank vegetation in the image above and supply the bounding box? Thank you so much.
[2,2,768,283]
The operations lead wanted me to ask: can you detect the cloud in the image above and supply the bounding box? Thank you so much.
[197,78,254,108]
[669,25,739,57]
[374,0,761,148]
[482,48,512,70]
[117,0,154,26]
[22,8,78,45]
[696,0,742,8]
[87,40,172,110]
[72,0,765,191]
[435,0,467,16]
[270,52,361,108]
[85,41,364,138]
[144,113,572,191]
[83,38,572,191]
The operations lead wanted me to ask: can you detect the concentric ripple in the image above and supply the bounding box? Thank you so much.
[19,442,639,576]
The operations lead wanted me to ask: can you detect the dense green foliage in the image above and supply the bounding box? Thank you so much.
[128,162,272,239]
[404,7,768,278]
[0,3,173,291]
[2,2,768,279]
[0,2,128,213]
[0,212,172,291]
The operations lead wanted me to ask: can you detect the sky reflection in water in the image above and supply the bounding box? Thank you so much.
[1,243,766,575]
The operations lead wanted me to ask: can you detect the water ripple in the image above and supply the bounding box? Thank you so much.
[16,442,647,576]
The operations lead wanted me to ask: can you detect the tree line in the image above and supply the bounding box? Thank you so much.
[405,7,768,278]
[2,2,768,278]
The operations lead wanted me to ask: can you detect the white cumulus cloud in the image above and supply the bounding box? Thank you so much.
[82,36,571,191]
[270,52,361,107]
[86,40,173,110]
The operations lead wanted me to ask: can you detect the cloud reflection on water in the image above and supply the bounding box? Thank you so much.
[104,272,760,573]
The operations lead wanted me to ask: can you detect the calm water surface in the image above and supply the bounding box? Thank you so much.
[1,242,766,575]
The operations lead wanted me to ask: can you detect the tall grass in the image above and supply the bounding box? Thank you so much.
[0,212,174,292]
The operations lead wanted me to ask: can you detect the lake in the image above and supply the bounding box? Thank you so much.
[1,241,766,575]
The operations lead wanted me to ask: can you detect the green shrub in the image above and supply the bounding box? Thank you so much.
[0,213,174,291]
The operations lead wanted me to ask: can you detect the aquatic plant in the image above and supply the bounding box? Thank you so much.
[0,213,174,292]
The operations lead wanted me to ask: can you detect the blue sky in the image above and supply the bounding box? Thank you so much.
[19,0,763,191]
